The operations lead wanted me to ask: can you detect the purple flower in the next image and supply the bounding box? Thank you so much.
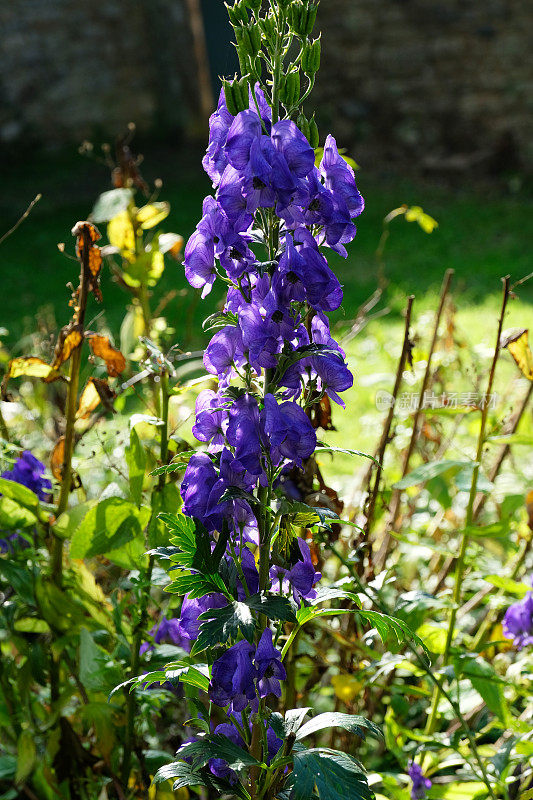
[1,451,51,501]
[262,394,316,467]
[1,451,51,552]
[181,453,225,531]
[255,628,286,699]
[139,615,191,655]
[226,395,265,476]
[192,390,228,450]
[408,762,432,800]
[178,593,228,641]
[209,720,245,783]
[209,639,257,711]
[204,326,245,386]
[202,88,234,186]
[320,134,364,219]
[270,537,322,602]
[503,590,533,650]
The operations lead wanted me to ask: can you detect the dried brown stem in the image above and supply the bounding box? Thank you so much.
[375,269,454,572]
[363,295,415,564]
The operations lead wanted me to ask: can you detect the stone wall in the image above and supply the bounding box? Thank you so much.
[314,0,532,172]
[0,0,195,146]
[1,0,531,173]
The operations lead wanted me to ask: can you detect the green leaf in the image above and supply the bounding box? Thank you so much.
[288,748,373,800]
[150,451,195,476]
[53,500,97,540]
[0,560,34,603]
[70,498,150,560]
[177,734,262,771]
[356,610,431,664]
[14,617,50,633]
[148,483,181,548]
[270,708,313,739]
[0,477,45,520]
[247,592,297,622]
[393,460,474,489]
[315,444,380,466]
[112,662,210,696]
[0,495,37,529]
[165,572,228,598]
[484,575,530,597]
[456,656,511,724]
[15,730,36,785]
[91,188,133,223]
[295,713,382,742]
[79,628,119,694]
[125,427,146,507]
[193,600,255,654]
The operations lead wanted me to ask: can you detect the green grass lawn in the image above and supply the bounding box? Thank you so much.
[1,143,531,351]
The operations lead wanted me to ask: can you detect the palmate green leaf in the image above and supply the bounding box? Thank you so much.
[247,592,298,622]
[154,760,251,799]
[159,512,217,572]
[111,662,210,697]
[165,571,228,598]
[295,712,382,742]
[356,610,431,665]
[279,499,357,531]
[288,748,373,800]
[177,734,262,771]
[193,601,255,654]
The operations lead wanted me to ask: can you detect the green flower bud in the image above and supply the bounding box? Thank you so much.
[303,3,319,35]
[244,0,262,9]
[297,112,311,141]
[302,37,321,76]
[281,70,300,108]
[309,116,319,149]
[248,23,262,56]
[223,77,249,115]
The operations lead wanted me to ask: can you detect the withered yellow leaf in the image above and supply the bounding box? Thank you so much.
[136,202,170,229]
[51,327,83,370]
[76,377,116,419]
[87,334,126,377]
[501,328,533,380]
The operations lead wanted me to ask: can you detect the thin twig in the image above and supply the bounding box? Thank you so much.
[0,194,41,246]
[376,270,454,571]
[425,276,511,736]
[362,295,415,553]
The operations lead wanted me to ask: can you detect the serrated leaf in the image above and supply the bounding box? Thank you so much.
[193,601,254,653]
[357,610,430,664]
[177,734,261,771]
[295,713,382,742]
[247,592,297,622]
[289,748,373,800]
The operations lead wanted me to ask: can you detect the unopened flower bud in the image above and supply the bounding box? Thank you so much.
[302,37,321,76]
[222,77,249,115]
[281,70,300,108]
[297,112,311,141]
[308,116,319,148]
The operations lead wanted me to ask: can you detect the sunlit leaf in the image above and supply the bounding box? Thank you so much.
[87,334,126,376]
[1,357,63,398]
[91,188,133,223]
[76,377,116,419]
[51,326,83,370]
[501,328,533,380]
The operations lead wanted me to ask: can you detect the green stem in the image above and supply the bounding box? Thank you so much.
[425,276,510,736]
[121,370,168,786]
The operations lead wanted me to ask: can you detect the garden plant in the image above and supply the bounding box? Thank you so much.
[0,1,532,800]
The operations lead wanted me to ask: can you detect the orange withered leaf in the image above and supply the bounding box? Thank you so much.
[76,377,116,419]
[51,326,83,370]
[526,490,533,532]
[501,328,533,381]
[51,437,65,481]
[72,221,103,302]
[87,334,126,377]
